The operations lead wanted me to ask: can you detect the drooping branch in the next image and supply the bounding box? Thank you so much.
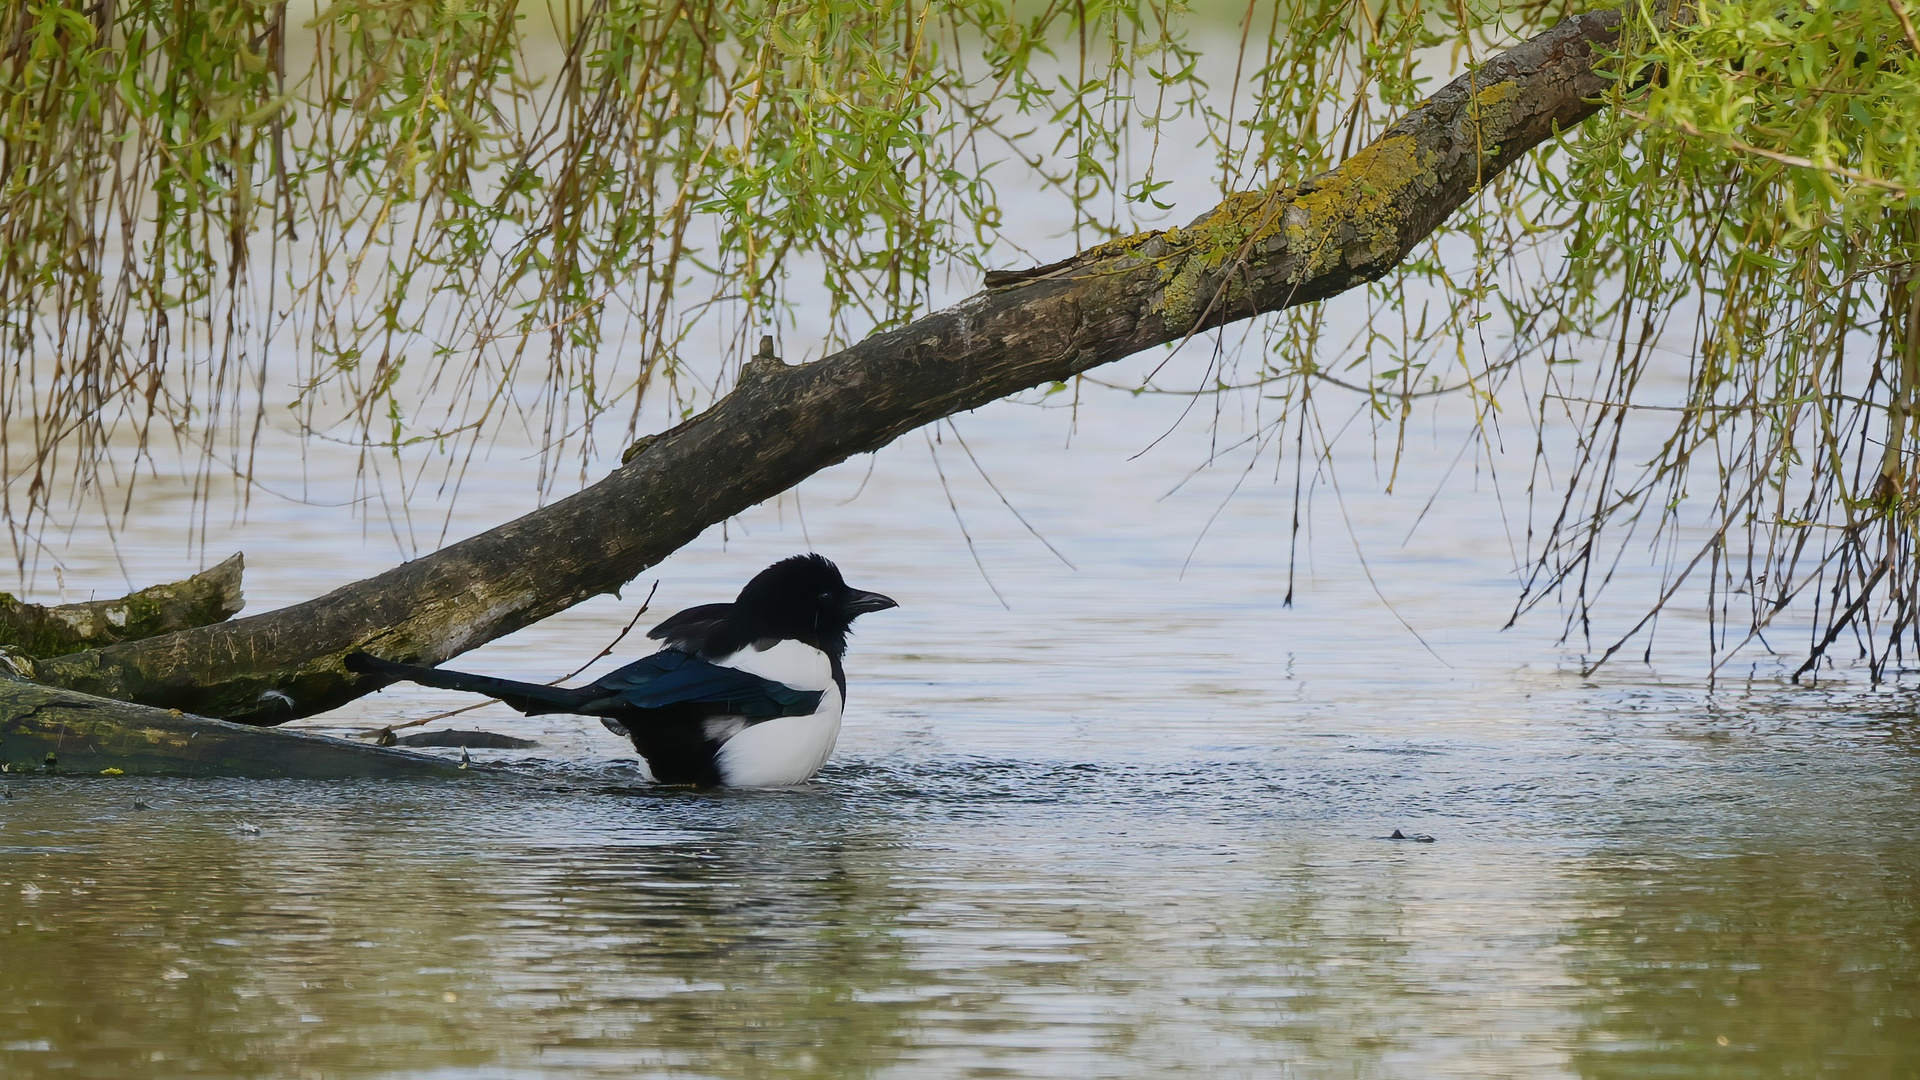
[30,12,1622,725]
[0,555,244,659]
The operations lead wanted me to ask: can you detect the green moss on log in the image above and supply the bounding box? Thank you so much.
[0,678,472,779]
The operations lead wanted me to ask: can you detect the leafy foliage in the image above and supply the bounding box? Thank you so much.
[5,0,1920,670]
[0,0,1213,533]
[1515,0,1920,674]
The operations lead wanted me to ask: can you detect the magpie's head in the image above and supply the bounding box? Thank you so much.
[734,553,897,652]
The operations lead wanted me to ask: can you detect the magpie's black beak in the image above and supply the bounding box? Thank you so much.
[841,589,899,617]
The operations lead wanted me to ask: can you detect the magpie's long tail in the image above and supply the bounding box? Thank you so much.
[345,652,597,716]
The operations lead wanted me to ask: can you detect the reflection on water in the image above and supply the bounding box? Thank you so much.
[1570,848,1920,1079]
[2,724,1917,1078]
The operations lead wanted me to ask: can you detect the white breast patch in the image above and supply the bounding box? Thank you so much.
[713,638,833,691]
[714,685,843,787]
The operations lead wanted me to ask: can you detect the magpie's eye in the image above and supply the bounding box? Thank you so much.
[818,590,834,604]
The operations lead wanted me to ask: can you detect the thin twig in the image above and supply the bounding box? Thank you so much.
[945,420,1075,570]
[360,580,658,740]
[1791,558,1889,682]
[926,430,1010,609]
[1890,0,1920,56]
[1621,108,1912,197]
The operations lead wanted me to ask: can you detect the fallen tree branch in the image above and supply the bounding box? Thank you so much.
[0,678,471,778]
[0,554,244,658]
[31,11,1623,725]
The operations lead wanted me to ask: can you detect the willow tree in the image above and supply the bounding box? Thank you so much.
[1,0,1918,742]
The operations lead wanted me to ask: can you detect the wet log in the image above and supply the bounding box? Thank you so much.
[31,12,1622,725]
[0,554,244,658]
[0,679,471,779]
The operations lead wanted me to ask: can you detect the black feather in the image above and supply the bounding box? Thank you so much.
[345,652,598,715]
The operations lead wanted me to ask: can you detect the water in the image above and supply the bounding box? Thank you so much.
[2,741,1916,1077]
[3,26,1916,1070]
[2,357,1919,1077]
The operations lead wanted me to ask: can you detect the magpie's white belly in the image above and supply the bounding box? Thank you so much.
[714,685,843,786]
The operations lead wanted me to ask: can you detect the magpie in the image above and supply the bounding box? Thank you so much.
[345,554,896,787]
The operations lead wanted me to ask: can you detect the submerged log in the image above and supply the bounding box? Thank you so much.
[0,554,244,658]
[0,679,472,779]
[29,12,1623,726]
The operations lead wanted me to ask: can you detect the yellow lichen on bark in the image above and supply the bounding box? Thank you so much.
[1468,78,1521,159]
[1082,227,1169,263]
[1285,134,1435,277]
[1472,78,1520,117]
[1144,75,1523,326]
[1154,190,1293,326]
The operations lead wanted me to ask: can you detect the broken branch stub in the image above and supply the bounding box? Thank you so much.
[0,554,244,659]
[31,12,1622,725]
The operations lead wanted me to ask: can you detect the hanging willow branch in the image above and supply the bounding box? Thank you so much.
[0,0,1236,549]
[7,0,1920,690]
[23,11,1626,725]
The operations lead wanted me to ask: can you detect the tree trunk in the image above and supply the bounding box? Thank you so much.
[28,11,1622,727]
[0,554,244,658]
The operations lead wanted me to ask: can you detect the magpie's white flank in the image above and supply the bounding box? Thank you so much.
[346,554,897,787]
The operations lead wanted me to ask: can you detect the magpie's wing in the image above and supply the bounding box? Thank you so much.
[583,648,822,719]
[646,602,733,652]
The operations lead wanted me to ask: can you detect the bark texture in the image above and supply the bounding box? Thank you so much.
[0,554,244,658]
[32,12,1622,726]
[0,679,471,778]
